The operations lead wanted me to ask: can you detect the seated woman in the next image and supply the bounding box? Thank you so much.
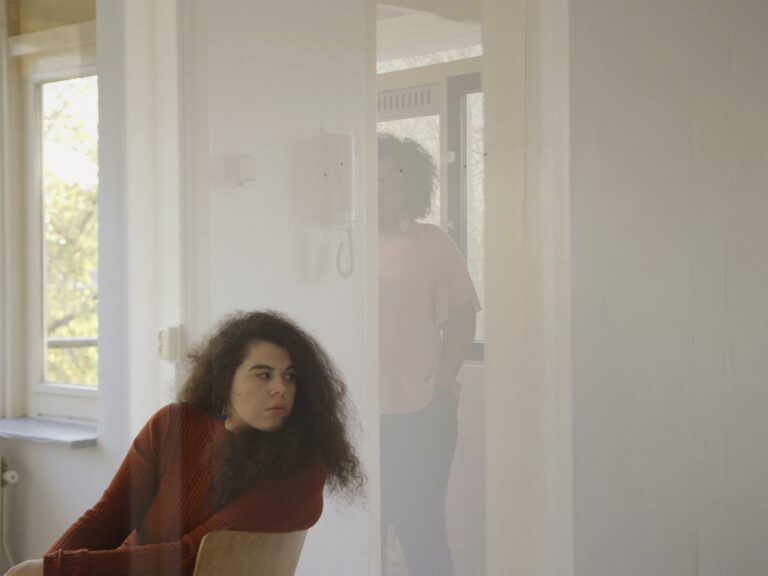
[5,310,363,576]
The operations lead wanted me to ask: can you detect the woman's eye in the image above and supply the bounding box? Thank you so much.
[256,372,271,381]
[285,372,296,382]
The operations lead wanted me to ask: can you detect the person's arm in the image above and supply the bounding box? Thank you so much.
[41,461,326,576]
[437,300,477,396]
[433,226,480,396]
[3,407,172,576]
[47,407,170,554]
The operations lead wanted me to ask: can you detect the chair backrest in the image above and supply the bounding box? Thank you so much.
[193,530,308,576]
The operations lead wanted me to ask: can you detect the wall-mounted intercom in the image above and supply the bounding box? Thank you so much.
[291,131,356,280]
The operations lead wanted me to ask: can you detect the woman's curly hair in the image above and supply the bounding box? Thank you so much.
[378,132,437,220]
[177,310,364,506]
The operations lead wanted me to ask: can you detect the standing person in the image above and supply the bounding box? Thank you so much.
[378,133,480,576]
[5,310,363,576]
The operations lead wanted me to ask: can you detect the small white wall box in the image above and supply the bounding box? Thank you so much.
[225,154,257,185]
[158,325,183,362]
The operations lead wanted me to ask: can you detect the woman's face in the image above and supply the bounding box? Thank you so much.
[226,341,297,432]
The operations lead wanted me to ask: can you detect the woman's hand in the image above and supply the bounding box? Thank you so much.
[3,559,43,576]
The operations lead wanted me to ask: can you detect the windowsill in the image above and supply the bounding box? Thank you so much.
[0,417,97,449]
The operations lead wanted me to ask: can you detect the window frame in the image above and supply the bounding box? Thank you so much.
[446,72,483,360]
[446,72,481,256]
[10,22,99,422]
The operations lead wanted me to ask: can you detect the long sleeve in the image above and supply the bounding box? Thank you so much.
[44,406,326,576]
[46,406,170,553]
[433,225,481,325]
[43,460,326,576]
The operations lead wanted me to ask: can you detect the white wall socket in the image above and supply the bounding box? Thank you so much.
[158,325,183,362]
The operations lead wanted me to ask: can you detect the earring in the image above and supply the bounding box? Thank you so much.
[219,406,228,423]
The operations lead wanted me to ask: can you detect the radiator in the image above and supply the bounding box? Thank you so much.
[0,456,19,570]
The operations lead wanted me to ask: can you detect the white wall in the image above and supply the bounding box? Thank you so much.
[180,1,374,573]
[571,0,768,574]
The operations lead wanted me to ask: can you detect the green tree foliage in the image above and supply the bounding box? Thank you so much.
[41,76,99,386]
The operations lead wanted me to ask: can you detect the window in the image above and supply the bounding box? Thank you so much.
[377,60,485,358]
[5,21,99,421]
[40,76,99,386]
[377,45,483,74]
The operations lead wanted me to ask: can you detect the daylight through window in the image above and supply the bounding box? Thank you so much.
[41,75,99,386]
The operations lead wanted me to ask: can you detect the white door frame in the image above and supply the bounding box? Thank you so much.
[483,0,574,574]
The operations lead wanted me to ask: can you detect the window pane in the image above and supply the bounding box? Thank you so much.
[466,92,485,341]
[41,76,99,386]
[378,115,441,226]
[377,45,483,74]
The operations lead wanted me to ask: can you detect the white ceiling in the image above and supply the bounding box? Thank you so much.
[377,3,482,63]
[376,0,481,23]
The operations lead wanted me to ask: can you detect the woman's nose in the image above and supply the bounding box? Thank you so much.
[270,380,287,396]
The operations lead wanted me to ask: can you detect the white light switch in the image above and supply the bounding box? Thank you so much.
[158,325,183,362]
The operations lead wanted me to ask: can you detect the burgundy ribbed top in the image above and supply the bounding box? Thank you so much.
[43,403,326,576]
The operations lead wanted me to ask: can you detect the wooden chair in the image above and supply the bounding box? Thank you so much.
[193,530,308,576]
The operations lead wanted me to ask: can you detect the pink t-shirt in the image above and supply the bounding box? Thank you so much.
[379,222,480,415]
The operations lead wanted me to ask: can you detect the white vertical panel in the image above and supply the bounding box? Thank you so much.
[0,0,26,419]
[572,0,699,572]
[124,0,162,434]
[484,0,574,574]
[180,1,373,573]
[718,1,768,572]
[483,0,532,572]
[571,0,768,574]
[153,0,184,404]
[689,2,732,573]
